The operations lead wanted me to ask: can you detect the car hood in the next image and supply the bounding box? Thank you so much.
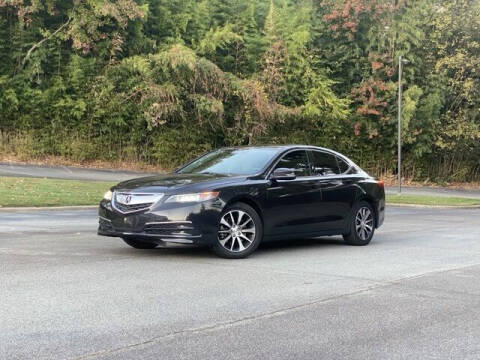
[113,173,245,193]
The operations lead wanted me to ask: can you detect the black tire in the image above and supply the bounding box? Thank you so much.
[122,237,158,249]
[343,201,375,246]
[213,202,263,259]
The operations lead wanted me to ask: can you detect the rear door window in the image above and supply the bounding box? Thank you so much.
[310,151,340,176]
[337,157,350,174]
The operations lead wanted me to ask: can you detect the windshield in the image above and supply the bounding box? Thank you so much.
[177,148,280,175]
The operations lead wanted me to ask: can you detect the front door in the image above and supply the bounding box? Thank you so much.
[263,150,321,236]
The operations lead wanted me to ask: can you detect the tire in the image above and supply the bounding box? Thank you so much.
[213,202,263,259]
[343,201,375,246]
[122,237,158,249]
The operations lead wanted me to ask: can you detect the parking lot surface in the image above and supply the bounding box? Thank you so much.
[1,206,479,359]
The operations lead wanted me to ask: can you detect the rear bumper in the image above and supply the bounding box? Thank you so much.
[97,199,222,245]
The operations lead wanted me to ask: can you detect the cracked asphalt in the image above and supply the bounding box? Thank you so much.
[1,206,480,359]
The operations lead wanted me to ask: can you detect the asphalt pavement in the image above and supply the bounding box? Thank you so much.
[1,206,480,359]
[0,162,157,182]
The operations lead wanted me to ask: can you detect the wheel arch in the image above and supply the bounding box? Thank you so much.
[357,195,379,228]
[225,195,264,225]
[343,194,379,235]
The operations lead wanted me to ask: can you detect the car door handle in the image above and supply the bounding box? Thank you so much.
[316,179,343,187]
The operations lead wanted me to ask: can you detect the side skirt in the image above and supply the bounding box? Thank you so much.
[263,229,344,242]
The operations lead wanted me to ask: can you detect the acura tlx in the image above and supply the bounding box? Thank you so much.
[98,145,385,258]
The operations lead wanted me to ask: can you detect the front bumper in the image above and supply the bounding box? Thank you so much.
[97,199,223,245]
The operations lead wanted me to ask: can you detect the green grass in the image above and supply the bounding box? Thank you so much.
[2,176,480,208]
[386,194,480,206]
[0,177,115,207]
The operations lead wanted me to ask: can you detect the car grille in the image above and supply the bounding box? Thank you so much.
[112,192,164,214]
[114,202,154,213]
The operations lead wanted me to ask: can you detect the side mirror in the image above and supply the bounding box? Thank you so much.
[271,168,296,181]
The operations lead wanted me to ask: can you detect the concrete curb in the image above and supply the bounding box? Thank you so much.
[0,205,98,212]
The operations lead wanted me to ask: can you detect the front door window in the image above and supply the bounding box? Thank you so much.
[273,150,310,177]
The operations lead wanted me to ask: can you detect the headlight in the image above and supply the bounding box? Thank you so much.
[103,190,113,201]
[165,191,219,203]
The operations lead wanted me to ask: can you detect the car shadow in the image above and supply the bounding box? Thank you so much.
[108,236,346,259]
[256,236,345,253]
[110,243,215,258]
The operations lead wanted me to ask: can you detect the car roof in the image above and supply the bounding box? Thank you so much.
[220,144,343,155]
[221,144,326,150]
[217,145,356,167]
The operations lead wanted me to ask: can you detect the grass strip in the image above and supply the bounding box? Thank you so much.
[386,194,480,206]
[1,177,480,208]
[0,177,115,207]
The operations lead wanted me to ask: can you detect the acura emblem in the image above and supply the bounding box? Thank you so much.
[125,195,132,204]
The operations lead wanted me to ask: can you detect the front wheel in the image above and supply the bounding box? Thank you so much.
[122,237,158,249]
[343,201,375,246]
[213,202,263,259]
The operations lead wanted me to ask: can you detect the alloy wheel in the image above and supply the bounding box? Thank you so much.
[355,207,374,241]
[218,210,256,252]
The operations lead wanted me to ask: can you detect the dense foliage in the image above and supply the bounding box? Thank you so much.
[0,0,479,180]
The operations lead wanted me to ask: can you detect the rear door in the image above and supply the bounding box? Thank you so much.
[263,150,321,236]
[308,150,358,231]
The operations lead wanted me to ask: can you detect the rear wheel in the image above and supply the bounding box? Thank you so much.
[343,201,375,246]
[213,202,263,259]
[122,237,158,249]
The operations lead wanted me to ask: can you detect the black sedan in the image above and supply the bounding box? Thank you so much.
[98,145,385,258]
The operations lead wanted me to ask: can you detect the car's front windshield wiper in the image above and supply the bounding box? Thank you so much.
[199,171,236,176]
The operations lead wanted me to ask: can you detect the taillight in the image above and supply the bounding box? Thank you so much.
[377,180,385,189]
